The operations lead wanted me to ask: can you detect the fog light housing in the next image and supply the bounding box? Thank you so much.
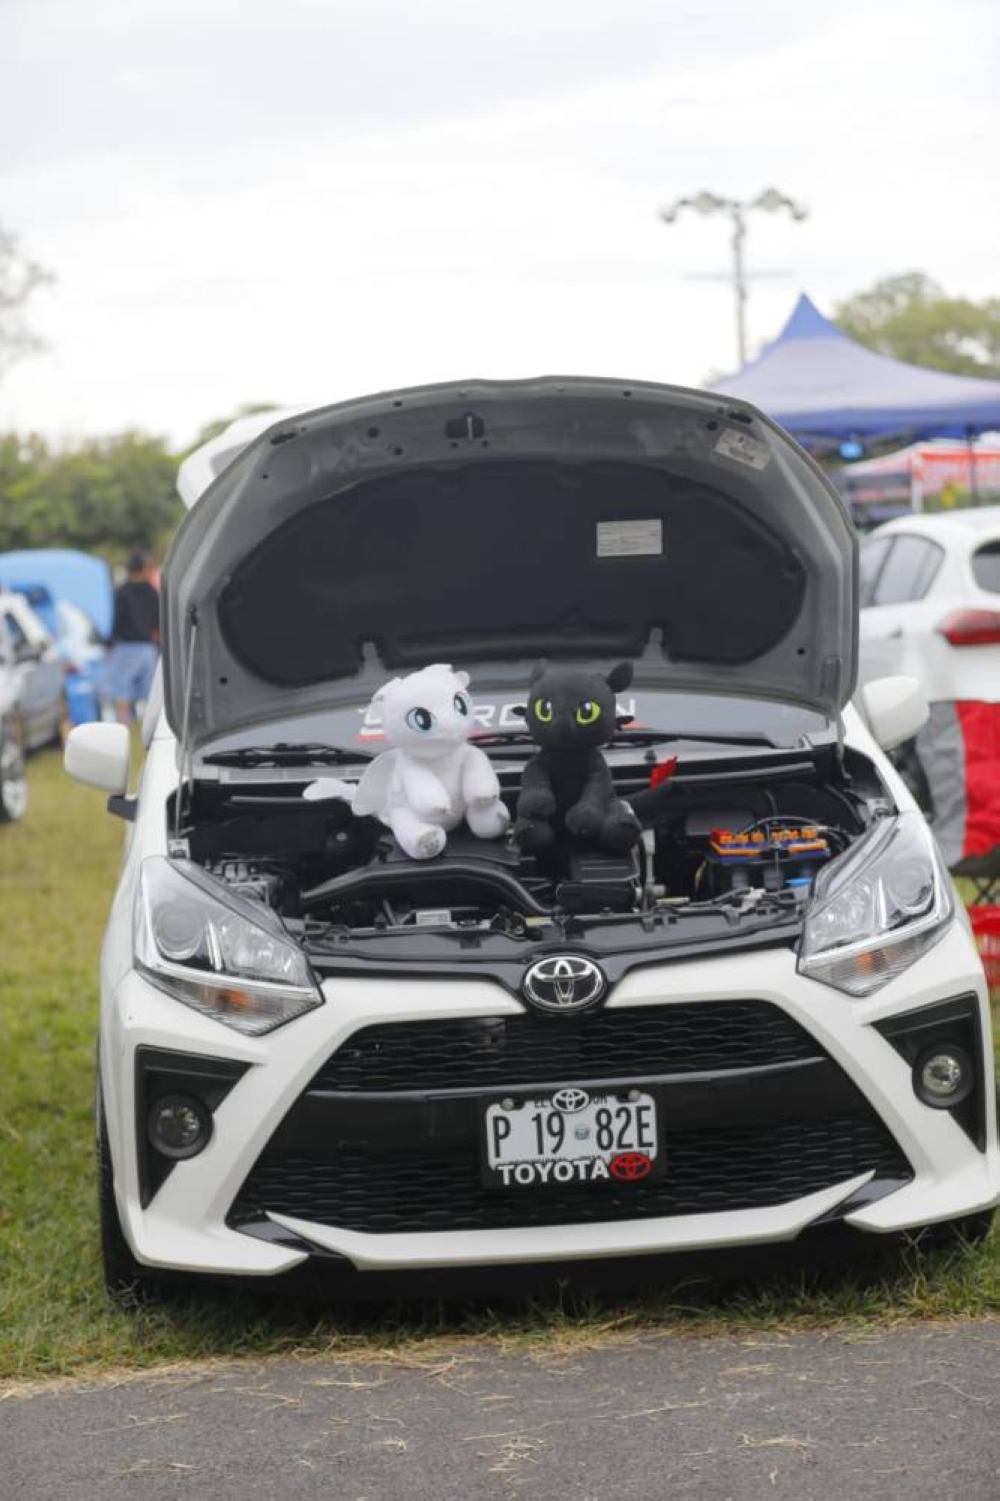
[914,1046,973,1109]
[147,1093,213,1159]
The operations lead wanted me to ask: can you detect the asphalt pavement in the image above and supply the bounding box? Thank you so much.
[4,1322,998,1500]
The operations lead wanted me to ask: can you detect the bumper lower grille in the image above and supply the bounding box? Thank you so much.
[312,1001,821,1092]
[229,1115,910,1235]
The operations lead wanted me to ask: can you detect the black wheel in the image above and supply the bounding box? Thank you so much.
[96,1065,149,1298]
[0,716,28,823]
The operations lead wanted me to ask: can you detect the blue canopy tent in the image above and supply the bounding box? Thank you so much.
[712,294,1000,446]
[0,549,113,638]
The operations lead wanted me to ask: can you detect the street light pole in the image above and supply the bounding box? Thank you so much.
[730,201,749,367]
[659,188,808,369]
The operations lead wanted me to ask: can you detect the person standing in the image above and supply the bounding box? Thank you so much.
[104,551,160,724]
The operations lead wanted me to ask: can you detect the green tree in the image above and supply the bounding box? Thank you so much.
[0,432,182,558]
[0,224,54,382]
[834,272,1000,377]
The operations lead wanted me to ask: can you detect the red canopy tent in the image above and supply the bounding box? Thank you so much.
[838,438,1000,513]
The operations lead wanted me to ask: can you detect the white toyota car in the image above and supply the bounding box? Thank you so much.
[65,379,998,1296]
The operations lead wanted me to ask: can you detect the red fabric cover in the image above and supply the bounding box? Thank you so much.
[649,756,679,789]
[957,701,1000,859]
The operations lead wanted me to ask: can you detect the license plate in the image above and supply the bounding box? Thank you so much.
[482,1087,661,1189]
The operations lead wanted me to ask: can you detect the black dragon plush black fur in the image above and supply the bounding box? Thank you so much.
[513,660,643,855]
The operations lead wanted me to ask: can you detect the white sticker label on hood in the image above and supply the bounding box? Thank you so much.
[715,427,771,470]
[596,519,663,557]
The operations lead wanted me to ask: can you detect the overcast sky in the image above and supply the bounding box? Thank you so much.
[3,0,998,446]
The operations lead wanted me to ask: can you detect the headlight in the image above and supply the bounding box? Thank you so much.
[797,814,953,996]
[135,857,322,1035]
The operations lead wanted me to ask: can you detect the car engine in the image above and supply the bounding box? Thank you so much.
[180,752,877,957]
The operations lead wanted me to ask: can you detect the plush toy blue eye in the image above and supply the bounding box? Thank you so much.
[453,692,470,717]
[406,706,436,733]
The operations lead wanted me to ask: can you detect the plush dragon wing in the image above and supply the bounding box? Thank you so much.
[348,749,397,817]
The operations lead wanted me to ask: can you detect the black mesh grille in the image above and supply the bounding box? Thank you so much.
[229,1116,910,1235]
[313,1002,821,1092]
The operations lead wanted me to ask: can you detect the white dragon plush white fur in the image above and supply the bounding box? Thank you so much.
[304,664,509,859]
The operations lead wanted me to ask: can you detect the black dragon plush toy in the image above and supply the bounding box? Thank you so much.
[513,660,643,855]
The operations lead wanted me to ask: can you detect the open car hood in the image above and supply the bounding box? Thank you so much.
[164,377,858,750]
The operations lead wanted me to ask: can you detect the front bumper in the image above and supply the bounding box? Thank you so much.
[101,923,999,1278]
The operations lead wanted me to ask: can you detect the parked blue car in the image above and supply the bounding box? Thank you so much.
[0,549,112,725]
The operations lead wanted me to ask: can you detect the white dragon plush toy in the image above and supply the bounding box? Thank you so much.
[304,664,509,859]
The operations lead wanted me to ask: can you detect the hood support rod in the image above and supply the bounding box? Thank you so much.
[173,610,199,841]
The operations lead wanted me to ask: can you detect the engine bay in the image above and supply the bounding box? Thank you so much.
[177,745,890,959]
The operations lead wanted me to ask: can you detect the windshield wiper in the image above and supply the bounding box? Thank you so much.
[631,729,789,748]
[470,728,786,750]
[202,741,373,768]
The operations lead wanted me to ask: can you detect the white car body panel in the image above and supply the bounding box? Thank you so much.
[268,1177,876,1271]
[94,706,998,1280]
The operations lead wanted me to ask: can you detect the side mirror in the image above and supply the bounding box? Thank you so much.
[64,722,131,795]
[858,675,929,751]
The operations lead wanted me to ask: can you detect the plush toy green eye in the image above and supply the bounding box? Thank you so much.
[575,700,601,726]
[406,706,436,733]
[453,692,470,717]
[534,697,553,723]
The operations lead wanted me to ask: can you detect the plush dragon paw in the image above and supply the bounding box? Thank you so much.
[518,787,557,819]
[513,816,555,853]
[466,799,510,839]
[396,823,447,859]
[598,802,642,853]
[565,801,603,840]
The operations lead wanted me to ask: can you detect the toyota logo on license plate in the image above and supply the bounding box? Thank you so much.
[522,955,606,1014]
[551,1087,591,1113]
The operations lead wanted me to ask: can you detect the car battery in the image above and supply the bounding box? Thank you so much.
[706,824,831,895]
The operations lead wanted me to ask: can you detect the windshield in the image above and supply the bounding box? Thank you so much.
[198,689,830,763]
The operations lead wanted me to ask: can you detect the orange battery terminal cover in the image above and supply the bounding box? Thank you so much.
[709,829,766,861]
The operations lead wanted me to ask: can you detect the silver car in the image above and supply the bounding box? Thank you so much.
[0,588,67,821]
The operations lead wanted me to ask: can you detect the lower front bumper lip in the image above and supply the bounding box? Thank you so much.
[262,1172,874,1270]
[845,1158,1000,1232]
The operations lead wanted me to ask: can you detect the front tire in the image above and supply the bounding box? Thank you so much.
[0,717,28,823]
[96,1067,148,1298]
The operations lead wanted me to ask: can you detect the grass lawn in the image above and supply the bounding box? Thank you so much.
[1,749,997,1383]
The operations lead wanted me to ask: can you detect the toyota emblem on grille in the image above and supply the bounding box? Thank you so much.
[522,955,606,1014]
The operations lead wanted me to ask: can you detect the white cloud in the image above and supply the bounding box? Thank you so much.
[2,0,998,442]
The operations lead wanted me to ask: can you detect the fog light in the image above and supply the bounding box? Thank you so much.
[914,1046,973,1109]
[147,1093,212,1158]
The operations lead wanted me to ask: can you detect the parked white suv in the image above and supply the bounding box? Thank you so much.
[858,508,1000,878]
[66,380,998,1295]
